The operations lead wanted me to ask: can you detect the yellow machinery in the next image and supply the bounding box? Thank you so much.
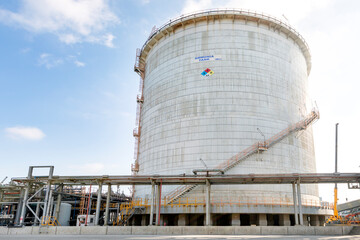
[326,186,344,225]
[41,216,60,226]
[326,123,343,225]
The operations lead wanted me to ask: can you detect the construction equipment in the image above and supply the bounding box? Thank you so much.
[166,109,320,203]
[41,216,60,226]
[326,123,343,225]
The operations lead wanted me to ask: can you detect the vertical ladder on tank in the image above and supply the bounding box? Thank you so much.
[132,48,146,196]
[166,109,320,203]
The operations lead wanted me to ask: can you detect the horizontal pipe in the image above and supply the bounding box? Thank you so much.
[9,172,360,186]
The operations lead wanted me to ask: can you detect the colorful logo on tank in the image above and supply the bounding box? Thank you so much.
[201,68,214,77]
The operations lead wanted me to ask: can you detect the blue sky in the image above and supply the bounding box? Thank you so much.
[0,0,360,203]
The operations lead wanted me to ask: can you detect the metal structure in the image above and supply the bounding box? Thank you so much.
[132,8,321,224]
[2,165,360,227]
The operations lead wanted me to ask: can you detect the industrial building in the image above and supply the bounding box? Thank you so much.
[3,9,360,231]
[131,9,331,226]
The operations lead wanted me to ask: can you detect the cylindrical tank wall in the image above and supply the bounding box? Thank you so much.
[135,11,318,211]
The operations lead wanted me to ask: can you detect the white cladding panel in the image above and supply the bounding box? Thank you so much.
[135,17,318,207]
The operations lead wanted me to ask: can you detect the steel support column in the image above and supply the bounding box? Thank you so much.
[19,186,29,225]
[42,167,54,224]
[292,182,299,225]
[104,184,111,226]
[205,179,211,226]
[34,201,40,226]
[14,189,24,225]
[55,184,63,221]
[149,182,155,225]
[95,182,103,225]
[297,182,303,225]
[155,182,162,226]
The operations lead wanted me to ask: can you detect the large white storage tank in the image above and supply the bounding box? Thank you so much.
[133,9,322,218]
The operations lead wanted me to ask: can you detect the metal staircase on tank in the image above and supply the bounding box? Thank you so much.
[115,206,145,226]
[166,109,320,203]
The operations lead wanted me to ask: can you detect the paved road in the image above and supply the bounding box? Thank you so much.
[0,235,359,240]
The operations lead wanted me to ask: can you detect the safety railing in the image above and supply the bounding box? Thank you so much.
[120,196,333,210]
[139,8,311,59]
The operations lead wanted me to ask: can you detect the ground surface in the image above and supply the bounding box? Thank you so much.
[0,235,359,240]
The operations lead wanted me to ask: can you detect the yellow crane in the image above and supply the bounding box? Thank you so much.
[326,123,344,225]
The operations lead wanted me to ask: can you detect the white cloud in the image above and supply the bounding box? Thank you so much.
[103,33,115,48]
[181,0,331,25]
[5,126,46,140]
[74,60,85,67]
[37,54,86,68]
[38,53,63,69]
[20,47,31,54]
[0,0,120,47]
[182,0,213,14]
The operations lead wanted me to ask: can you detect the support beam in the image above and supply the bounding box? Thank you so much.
[297,182,304,225]
[178,214,187,226]
[292,182,299,225]
[279,214,291,226]
[45,188,53,218]
[95,182,102,225]
[149,182,155,225]
[141,215,147,226]
[48,195,54,217]
[19,185,29,225]
[231,213,240,226]
[303,215,309,226]
[258,214,267,226]
[155,182,162,226]
[104,184,111,226]
[15,189,24,225]
[34,201,40,226]
[205,180,211,226]
[155,184,159,226]
[55,184,63,221]
[310,215,320,226]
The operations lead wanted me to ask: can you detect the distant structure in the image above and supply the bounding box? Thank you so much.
[132,9,330,226]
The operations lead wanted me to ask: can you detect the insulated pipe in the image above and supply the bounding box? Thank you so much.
[297,182,304,225]
[292,182,299,225]
[95,183,103,225]
[104,184,111,226]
